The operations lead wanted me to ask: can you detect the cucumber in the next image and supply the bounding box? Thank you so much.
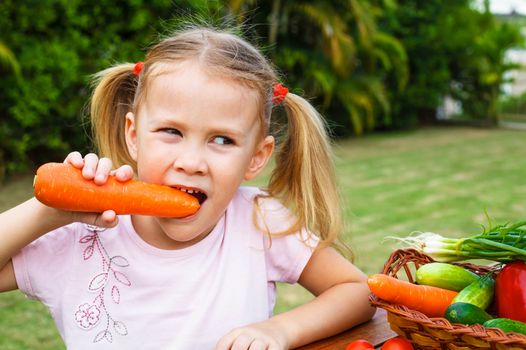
[483,318,526,336]
[416,262,480,291]
[452,274,495,310]
[445,302,493,325]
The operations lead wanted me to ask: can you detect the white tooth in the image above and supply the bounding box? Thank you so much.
[188,189,195,194]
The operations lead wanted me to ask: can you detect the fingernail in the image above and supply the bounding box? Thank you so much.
[84,168,94,178]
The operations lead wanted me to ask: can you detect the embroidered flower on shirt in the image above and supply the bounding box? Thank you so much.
[76,225,131,343]
[75,303,101,329]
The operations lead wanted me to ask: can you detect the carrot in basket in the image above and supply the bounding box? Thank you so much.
[368,274,458,317]
[34,162,200,217]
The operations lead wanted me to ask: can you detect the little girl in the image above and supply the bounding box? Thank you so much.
[0,27,375,349]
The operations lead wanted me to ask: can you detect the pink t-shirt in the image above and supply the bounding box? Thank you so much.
[13,187,317,349]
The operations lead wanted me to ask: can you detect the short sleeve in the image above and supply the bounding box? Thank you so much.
[12,223,78,300]
[255,194,319,284]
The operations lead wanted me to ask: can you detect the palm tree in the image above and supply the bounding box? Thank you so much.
[225,0,408,135]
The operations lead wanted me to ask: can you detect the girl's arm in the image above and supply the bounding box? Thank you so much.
[0,152,133,292]
[215,247,375,349]
[0,198,73,292]
[276,247,375,347]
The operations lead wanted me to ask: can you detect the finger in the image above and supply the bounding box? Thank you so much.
[248,339,267,350]
[64,151,84,168]
[82,153,99,179]
[71,210,117,228]
[215,333,236,350]
[267,343,280,350]
[231,334,254,350]
[94,157,113,185]
[112,164,134,182]
[101,210,119,227]
[95,210,118,228]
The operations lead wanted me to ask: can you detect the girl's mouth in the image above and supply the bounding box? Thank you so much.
[174,186,207,205]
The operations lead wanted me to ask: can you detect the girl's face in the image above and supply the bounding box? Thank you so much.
[125,60,274,249]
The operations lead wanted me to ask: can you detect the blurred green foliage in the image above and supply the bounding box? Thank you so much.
[499,91,526,115]
[0,0,523,180]
[225,0,408,136]
[0,0,200,177]
[380,0,524,126]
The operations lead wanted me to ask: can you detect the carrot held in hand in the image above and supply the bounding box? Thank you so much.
[368,274,458,317]
[34,162,200,217]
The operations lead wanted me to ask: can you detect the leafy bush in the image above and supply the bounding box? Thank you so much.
[0,0,201,178]
[380,0,524,126]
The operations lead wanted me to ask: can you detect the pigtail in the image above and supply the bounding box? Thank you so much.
[89,63,138,169]
[267,93,350,256]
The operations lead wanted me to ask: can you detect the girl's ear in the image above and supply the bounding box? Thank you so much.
[125,112,138,161]
[244,135,275,181]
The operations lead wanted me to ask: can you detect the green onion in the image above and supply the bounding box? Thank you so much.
[389,221,526,262]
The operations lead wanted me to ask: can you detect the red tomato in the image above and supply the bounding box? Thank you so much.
[496,260,526,322]
[346,339,374,350]
[381,337,414,350]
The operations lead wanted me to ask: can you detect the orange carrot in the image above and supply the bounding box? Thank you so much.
[368,274,458,317]
[34,162,200,217]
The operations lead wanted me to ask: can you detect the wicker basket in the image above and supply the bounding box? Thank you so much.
[369,248,526,350]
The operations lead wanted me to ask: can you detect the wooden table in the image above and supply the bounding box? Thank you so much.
[297,309,397,349]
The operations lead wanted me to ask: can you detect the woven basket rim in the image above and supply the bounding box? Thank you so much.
[370,248,526,346]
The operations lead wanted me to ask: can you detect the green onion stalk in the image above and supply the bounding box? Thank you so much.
[390,221,526,262]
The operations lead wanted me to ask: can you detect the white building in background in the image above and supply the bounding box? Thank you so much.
[499,14,526,96]
[503,43,526,96]
[436,95,463,120]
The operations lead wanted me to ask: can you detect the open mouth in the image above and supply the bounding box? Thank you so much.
[175,186,207,205]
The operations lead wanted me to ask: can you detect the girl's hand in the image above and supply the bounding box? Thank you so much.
[215,321,289,350]
[62,151,134,227]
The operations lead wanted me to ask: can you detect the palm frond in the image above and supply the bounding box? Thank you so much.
[289,3,356,75]
[308,66,338,107]
[336,74,393,133]
[373,32,408,90]
[0,41,20,76]
[342,102,364,135]
[348,0,377,47]
[337,79,378,133]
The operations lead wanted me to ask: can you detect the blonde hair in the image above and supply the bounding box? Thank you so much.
[89,26,349,256]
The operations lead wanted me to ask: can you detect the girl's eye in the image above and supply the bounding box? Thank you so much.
[212,136,234,145]
[161,128,182,136]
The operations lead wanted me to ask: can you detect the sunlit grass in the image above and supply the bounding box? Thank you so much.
[274,126,526,313]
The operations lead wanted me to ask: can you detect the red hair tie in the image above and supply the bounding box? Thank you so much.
[133,61,144,76]
[272,83,288,105]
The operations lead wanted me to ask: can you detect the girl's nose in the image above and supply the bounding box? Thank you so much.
[172,146,208,175]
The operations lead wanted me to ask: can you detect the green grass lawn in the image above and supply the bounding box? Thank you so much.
[1,126,525,348]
